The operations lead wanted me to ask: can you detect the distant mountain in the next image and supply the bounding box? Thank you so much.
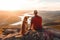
[43,22,60,26]
[0,10,60,27]
[0,10,32,26]
[38,11,60,25]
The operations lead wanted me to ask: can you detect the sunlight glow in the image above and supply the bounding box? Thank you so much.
[0,0,41,10]
[11,12,34,25]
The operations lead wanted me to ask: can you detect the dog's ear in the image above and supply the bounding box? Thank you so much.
[27,16,29,18]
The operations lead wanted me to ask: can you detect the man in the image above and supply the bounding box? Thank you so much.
[30,10,42,32]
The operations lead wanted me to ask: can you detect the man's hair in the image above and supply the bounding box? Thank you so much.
[34,10,38,14]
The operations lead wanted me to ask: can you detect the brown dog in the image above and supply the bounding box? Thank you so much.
[21,16,29,35]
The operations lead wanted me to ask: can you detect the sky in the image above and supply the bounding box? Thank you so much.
[0,0,60,11]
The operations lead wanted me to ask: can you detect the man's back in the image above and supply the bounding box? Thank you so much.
[31,15,42,30]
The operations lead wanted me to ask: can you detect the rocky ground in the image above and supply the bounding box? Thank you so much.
[0,29,60,40]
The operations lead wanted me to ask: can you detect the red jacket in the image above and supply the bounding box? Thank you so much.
[31,15,42,30]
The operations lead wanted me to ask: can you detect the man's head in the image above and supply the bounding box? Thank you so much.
[34,10,38,16]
